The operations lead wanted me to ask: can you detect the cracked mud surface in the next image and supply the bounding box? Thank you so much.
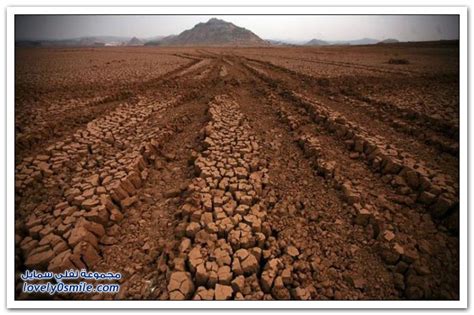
[15,43,459,300]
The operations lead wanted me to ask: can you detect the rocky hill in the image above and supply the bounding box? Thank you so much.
[305,39,330,46]
[378,38,400,44]
[155,18,267,46]
[127,36,144,46]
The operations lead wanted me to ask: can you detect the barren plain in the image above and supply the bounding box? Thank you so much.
[15,42,459,300]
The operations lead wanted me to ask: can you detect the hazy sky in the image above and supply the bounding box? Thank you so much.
[15,15,459,42]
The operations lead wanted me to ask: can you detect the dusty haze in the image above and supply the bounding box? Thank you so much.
[15,15,459,42]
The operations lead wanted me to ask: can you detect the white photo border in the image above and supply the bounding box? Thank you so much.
[6,5,468,309]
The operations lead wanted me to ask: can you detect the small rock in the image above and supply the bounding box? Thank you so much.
[383,230,396,242]
[214,284,233,300]
[167,271,195,300]
[286,246,300,258]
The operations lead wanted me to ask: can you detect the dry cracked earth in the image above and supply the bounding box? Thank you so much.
[15,43,459,301]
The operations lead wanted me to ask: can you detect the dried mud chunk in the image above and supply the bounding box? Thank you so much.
[291,287,311,300]
[207,270,218,288]
[231,275,245,293]
[187,246,203,272]
[100,194,116,211]
[68,226,98,249]
[412,259,431,276]
[222,200,237,216]
[260,270,276,293]
[393,272,405,290]
[110,208,124,222]
[81,199,99,210]
[418,191,436,205]
[232,256,243,275]
[380,248,400,265]
[195,264,208,286]
[173,257,186,271]
[195,229,214,244]
[36,154,49,161]
[345,274,367,290]
[84,205,109,226]
[235,204,249,215]
[128,171,142,189]
[121,178,137,196]
[200,212,214,226]
[110,185,129,203]
[353,278,368,291]
[52,239,68,254]
[168,271,195,300]
[86,174,100,186]
[120,195,138,209]
[39,225,54,238]
[241,252,259,274]
[82,188,95,199]
[341,182,360,204]
[214,284,234,300]
[402,247,419,263]
[404,170,420,189]
[73,241,101,269]
[25,249,55,269]
[272,276,290,300]
[354,208,371,226]
[164,188,181,198]
[100,236,118,245]
[186,222,201,239]
[25,217,43,229]
[382,158,402,174]
[243,214,261,232]
[285,246,299,258]
[193,287,214,300]
[28,225,43,239]
[431,194,455,218]
[393,243,405,256]
[382,230,396,242]
[217,265,233,284]
[417,240,433,255]
[235,167,248,179]
[281,267,292,285]
[48,249,75,272]
[38,233,63,247]
[213,247,232,266]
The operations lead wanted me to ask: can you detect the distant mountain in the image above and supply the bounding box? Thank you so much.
[305,39,330,46]
[378,38,400,44]
[14,29,400,49]
[145,35,177,46]
[88,36,131,43]
[304,37,380,46]
[345,38,379,45]
[15,36,130,47]
[266,39,287,46]
[16,38,105,47]
[143,35,167,42]
[150,18,267,46]
[77,37,106,46]
[267,38,308,45]
[126,36,144,46]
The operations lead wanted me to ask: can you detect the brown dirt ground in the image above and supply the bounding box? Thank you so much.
[15,43,459,301]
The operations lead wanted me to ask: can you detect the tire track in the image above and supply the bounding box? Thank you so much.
[14,47,459,301]
[166,95,275,300]
[242,61,459,225]
[14,58,222,299]
[242,71,459,299]
[233,86,399,299]
[239,55,458,143]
